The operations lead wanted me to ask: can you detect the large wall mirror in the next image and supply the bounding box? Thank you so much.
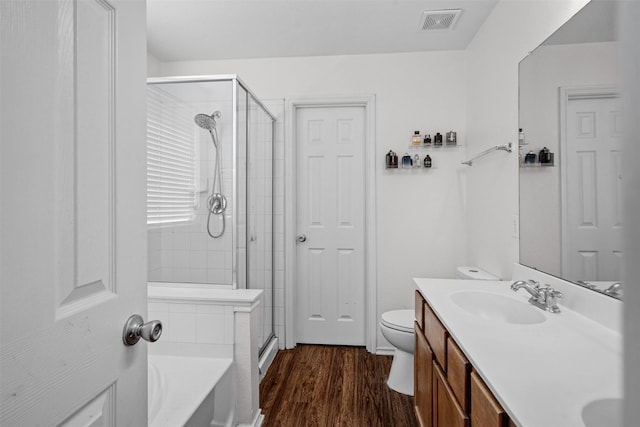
[519,0,622,299]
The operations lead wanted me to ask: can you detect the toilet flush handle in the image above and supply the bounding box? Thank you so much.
[297,234,307,243]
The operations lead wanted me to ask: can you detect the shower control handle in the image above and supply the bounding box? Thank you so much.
[122,314,163,346]
[297,234,307,243]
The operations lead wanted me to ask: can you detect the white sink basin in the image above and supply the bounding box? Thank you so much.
[450,291,546,324]
[582,398,622,427]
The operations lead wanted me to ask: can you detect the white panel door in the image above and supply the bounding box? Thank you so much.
[1,0,148,425]
[295,106,366,345]
[565,95,623,281]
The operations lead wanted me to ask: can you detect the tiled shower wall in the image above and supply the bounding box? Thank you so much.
[148,102,235,285]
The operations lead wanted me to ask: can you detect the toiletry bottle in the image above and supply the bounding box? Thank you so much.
[434,133,443,146]
[423,134,431,146]
[412,131,422,146]
[539,147,551,164]
[518,128,525,146]
[446,130,457,145]
[413,154,420,168]
[386,150,398,168]
[424,154,432,168]
[402,153,412,168]
[525,151,536,164]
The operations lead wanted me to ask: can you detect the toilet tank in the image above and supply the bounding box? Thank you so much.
[456,266,500,280]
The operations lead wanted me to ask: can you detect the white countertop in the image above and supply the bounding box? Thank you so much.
[414,278,623,427]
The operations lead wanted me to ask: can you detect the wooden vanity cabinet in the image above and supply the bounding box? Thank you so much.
[414,290,512,427]
[433,363,469,427]
[470,371,508,427]
[415,321,434,427]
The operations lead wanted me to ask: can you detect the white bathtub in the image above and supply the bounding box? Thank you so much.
[148,355,234,427]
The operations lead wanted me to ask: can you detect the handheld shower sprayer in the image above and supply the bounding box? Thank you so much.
[194,111,226,238]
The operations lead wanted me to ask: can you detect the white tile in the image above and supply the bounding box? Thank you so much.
[168,312,197,343]
[190,250,208,269]
[189,268,208,283]
[148,302,169,313]
[169,303,196,313]
[197,304,225,315]
[195,314,226,344]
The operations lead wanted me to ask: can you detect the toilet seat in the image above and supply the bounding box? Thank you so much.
[380,309,414,333]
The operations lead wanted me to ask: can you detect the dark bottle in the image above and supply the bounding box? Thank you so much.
[539,147,551,164]
[386,150,398,168]
[524,151,536,164]
[424,154,432,168]
[434,133,443,146]
[402,153,412,168]
[423,134,432,146]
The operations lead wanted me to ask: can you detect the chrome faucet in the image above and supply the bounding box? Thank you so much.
[604,282,623,297]
[511,280,563,313]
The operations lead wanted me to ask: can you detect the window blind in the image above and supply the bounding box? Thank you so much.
[146,86,197,225]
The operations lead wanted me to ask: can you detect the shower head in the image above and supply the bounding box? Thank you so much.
[194,111,222,130]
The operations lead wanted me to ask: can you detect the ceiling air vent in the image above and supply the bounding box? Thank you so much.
[419,9,462,31]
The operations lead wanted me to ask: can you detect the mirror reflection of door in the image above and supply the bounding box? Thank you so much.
[562,90,623,281]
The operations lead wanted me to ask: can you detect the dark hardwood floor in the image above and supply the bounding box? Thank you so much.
[259,345,419,427]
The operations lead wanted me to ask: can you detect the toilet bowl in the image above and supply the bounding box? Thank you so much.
[380,309,415,396]
[380,266,499,396]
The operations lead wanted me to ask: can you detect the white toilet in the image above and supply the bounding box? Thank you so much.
[380,266,500,396]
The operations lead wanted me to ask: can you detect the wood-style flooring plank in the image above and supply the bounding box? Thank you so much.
[260,345,419,427]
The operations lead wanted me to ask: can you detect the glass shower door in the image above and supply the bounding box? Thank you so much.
[247,94,275,355]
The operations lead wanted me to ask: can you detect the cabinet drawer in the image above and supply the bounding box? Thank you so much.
[447,337,471,413]
[415,290,425,331]
[470,371,507,427]
[415,323,433,427]
[433,362,469,427]
[424,303,448,371]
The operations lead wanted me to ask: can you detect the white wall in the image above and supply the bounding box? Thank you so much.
[465,0,589,279]
[156,51,468,349]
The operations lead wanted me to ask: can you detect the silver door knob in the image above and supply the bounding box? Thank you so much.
[297,234,307,243]
[122,314,162,346]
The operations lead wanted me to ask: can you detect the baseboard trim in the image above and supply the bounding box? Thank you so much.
[259,337,279,381]
[376,346,396,356]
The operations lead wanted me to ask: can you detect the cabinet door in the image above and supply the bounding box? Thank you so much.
[433,362,469,427]
[470,371,507,427]
[415,324,433,427]
[447,337,471,413]
[425,304,448,371]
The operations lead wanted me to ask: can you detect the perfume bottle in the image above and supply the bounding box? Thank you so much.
[518,128,525,146]
[386,150,398,168]
[413,154,421,168]
[423,154,432,168]
[524,151,536,164]
[434,133,443,146]
[411,131,422,146]
[446,130,457,145]
[423,134,432,146]
[402,153,412,168]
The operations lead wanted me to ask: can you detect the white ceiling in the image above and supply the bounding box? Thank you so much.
[147,0,498,62]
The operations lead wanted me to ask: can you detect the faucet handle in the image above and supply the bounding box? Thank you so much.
[541,286,562,313]
[528,279,541,288]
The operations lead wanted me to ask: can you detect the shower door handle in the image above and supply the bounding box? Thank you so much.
[297,234,307,243]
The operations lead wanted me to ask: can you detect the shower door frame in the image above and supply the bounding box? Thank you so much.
[146,75,277,355]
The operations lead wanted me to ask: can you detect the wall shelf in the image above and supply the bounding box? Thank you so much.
[520,162,555,168]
